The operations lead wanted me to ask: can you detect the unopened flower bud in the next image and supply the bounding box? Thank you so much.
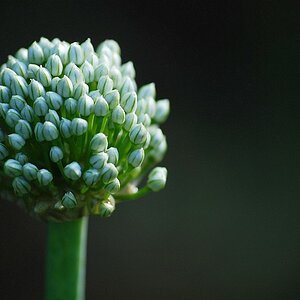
[89,152,108,169]
[15,120,32,139]
[97,75,113,95]
[28,79,45,100]
[64,98,77,115]
[0,143,9,160]
[5,109,21,127]
[83,169,100,186]
[8,133,25,150]
[50,146,64,162]
[64,162,82,180]
[11,61,27,78]
[109,66,122,88]
[81,38,94,59]
[62,192,77,208]
[57,75,73,98]
[71,118,88,136]
[23,163,38,181]
[59,118,72,138]
[37,169,53,186]
[45,109,60,126]
[68,42,84,65]
[138,113,151,127]
[121,92,137,113]
[94,64,109,81]
[64,63,84,85]
[90,133,108,152]
[38,37,53,59]
[112,105,125,125]
[128,148,145,168]
[78,94,94,116]
[73,82,89,99]
[36,66,52,87]
[94,96,109,117]
[4,159,23,177]
[121,61,136,79]
[51,77,60,92]
[80,61,94,83]
[10,95,26,111]
[12,176,31,195]
[0,103,9,119]
[100,163,118,184]
[45,91,63,110]
[107,147,119,165]
[27,64,39,79]
[28,42,44,64]
[20,105,35,123]
[33,96,48,116]
[138,82,156,100]
[11,75,28,98]
[119,76,135,97]
[99,199,115,217]
[129,123,148,145]
[104,178,120,194]
[0,85,11,103]
[15,152,28,165]
[34,122,44,142]
[42,121,59,141]
[104,89,120,109]
[1,68,16,86]
[147,167,167,191]
[50,43,69,65]
[123,112,137,131]
[15,48,28,63]
[46,54,63,76]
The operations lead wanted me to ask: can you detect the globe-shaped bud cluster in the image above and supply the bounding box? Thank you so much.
[0,38,169,221]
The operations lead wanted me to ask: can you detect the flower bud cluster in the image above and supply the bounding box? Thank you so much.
[0,38,169,221]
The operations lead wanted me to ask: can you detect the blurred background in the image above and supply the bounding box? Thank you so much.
[0,0,300,299]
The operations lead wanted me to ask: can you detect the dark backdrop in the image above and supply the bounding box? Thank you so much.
[0,1,300,299]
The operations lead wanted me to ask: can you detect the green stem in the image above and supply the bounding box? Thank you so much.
[45,217,88,300]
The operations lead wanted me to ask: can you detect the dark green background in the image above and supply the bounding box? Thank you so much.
[0,1,300,299]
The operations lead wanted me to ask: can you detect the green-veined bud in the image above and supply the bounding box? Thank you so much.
[64,63,84,85]
[81,38,94,59]
[59,118,72,138]
[104,89,120,109]
[104,178,120,194]
[0,68,16,86]
[90,133,108,152]
[129,123,148,145]
[15,48,28,63]
[143,131,151,149]
[37,169,53,186]
[10,95,26,111]
[45,91,63,110]
[94,64,109,81]
[8,133,25,150]
[5,109,21,127]
[28,42,44,64]
[20,105,35,122]
[15,152,28,165]
[0,143,9,160]
[33,96,49,116]
[121,61,136,79]
[99,39,121,54]
[45,109,60,127]
[36,66,52,87]
[78,94,94,116]
[28,79,45,100]
[138,113,151,127]
[149,137,167,162]
[97,75,113,95]
[11,61,27,78]
[0,85,11,103]
[128,148,145,168]
[73,82,89,99]
[107,147,119,165]
[99,198,115,217]
[50,43,69,65]
[51,77,60,92]
[64,98,77,115]
[38,37,53,59]
[80,61,94,83]
[123,112,137,131]
[57,75,73,98]
[50,146,64,163]
[150,127,164,148]
[42,121,59,141]
[71,118,88,136]
[4,159,23,177]
[34,122,44,142]
[64,162,82,180]
[112,105,125,125]
[61,192,77,208]
[94,96,109,117]
[100,163,118,184]
[68,42,84,65]
[0,103,9,119]
[7,55,17,68]
[15,120,32,139]
[83,169,100,186]
[109,66,122,88]
[23,163,38,181]
[12,176,31,195]
[27,64,39,79]
[89,152,108,169]
[121,92,137,113]
[119,76,135,96]
[145,97,156,118]
[147,167,167,192]
[88,53,99,68]
[138,82,156,100]
[46,54,63,76]
[11,75,28,98]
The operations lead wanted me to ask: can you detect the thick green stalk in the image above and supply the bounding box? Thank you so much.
[45,217,88,300]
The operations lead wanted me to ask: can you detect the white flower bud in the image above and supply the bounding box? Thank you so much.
[128,148,145,168]
[6,55,17,68]
[11,61,27,78]
[0,68,16,86]
[45,91,63,110]
[104,89,120,109]
[89,152,108,169]
[147,167,167,191]
[81,38,94,59]
[97,75,113,95]
[15,152,28,165]
[28,41,44,64]
[64,98,77,115]
[34,122,44,142]
[137,113,151,127]
[98,39,121,55]
[64,162,82,180]
[38,37,54,59]
[138,82,156,100]
[149,137,167,162]
[144,97,156,118]
[119,76,135,97]
[57,75,73,98]
[107,147,119,165]
[0,85,11,103]
[88,90,101,100]
[15,48,28,63]
[112,105,125,125]
[143,131,151,149]
[104,178,120,194]
[10,95,26,111]
[121,92,137,113]
[27,64,39,79]
[33,96,49,116]
[90,133,108,152]
[150,127,165,148]
[45,109,60,127]
[51,77,60,92]
[0,143,9,160]
[80,61,94,83]
[20,105,35,123]
[109,66,122,88]
[100,163,118,184]
[50,43,69,65]
[87,53,99,68]
[37,169,53,186]
[71,118,88,136]
[36,66,52,87]
[12,176,31,195]
[73,82,89,99]
[23,163,39,181]
[62,192,77,208]
[46,54,63,76]
[4,159,23,177]
[68,42,84,65]
[59,118,72,138]
[42,121,59,141]
[11,75,28,98]
[5,109,21,127]
[28,79,45,100]
[83,169,100,186]
[50,146,64,163]
[15,120,32,139]
[0,103,10,119]
[123,112,137,132]
[99,199,115,217]
[129,123,148,145]
[94,64,109,81]
[94,96,109,117]
[77,94,94,116]
[64,63,84,85]
[121,61,136,79]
